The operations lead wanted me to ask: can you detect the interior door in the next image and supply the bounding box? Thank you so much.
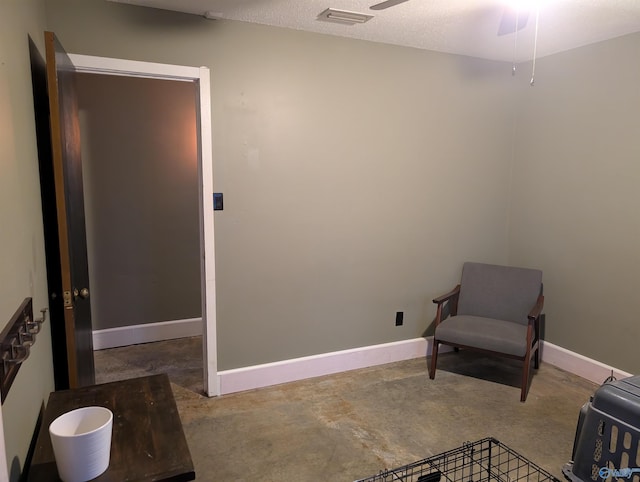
[44,31,95,388]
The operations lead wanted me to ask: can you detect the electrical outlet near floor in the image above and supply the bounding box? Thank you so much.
[395,311,403,326]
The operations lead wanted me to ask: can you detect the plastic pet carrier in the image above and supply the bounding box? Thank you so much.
[563,375,640,482]
[355,437,560,482]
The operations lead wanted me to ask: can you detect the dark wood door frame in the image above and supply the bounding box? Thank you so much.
[34,33,219,395]
[30,36,68,390]
[43,31,95,389]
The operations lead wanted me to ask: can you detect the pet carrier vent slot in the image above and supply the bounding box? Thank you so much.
[604,461,615,482]
[598,420,605,436]
[624,431,632,449]
[609,425,618,452]
[594,438,603,461]
[621,452,629,469]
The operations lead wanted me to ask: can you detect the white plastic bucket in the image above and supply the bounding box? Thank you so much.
[49,406,113,482]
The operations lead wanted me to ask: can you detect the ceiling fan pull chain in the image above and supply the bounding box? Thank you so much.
[512,11,519,76]
[530,7,540,86]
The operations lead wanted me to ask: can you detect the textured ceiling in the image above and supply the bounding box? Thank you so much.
[108,0,640,62]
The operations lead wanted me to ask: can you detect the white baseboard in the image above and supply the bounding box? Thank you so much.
[93,323,634,394]
[540,341,632,386]
[218,337,446,395]
[217,337,634,396]
[92,318,203,350]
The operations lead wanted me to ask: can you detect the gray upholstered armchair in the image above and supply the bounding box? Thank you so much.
[429,262,544,402]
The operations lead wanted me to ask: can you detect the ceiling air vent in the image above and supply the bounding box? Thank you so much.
[317,8,373,25]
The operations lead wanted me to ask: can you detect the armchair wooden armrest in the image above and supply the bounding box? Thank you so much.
[432,284,460,305]
[432,284,460,326]
[527,295,544,322]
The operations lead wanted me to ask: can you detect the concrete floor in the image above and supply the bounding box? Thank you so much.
[94,337,598,481]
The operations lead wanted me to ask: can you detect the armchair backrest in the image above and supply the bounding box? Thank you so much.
[457,262,542,325]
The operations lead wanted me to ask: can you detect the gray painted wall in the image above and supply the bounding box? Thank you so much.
[0,0,54,479]
[47,0,516,370]
[509,32,640,374]
[3,0,640,476]
[44,2,640,374]
[75,73,201,330]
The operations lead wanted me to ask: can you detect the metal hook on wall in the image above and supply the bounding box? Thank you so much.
[1,299,48,403]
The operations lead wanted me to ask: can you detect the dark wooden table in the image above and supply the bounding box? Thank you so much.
[28,374,195,481]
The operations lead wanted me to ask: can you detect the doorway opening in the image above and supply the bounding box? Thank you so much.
[74,73,204,395]
[67,53,218,396]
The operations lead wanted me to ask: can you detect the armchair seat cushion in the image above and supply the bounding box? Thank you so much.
[435,315,528,357]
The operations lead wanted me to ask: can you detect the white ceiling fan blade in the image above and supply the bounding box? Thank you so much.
[498,8,529,36]
[370,0,410,11]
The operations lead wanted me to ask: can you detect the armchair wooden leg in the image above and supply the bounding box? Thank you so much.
[533,345,540,369]
[521,352,532,402]
[429,340,439,379]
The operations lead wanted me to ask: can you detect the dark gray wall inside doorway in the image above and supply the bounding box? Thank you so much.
[76,73,202,330]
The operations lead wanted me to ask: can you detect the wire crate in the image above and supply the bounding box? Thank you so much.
[355,437,561,482]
